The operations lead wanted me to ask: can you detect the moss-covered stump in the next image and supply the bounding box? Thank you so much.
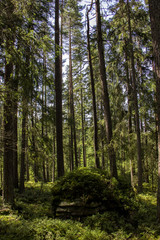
[52,168,132,219]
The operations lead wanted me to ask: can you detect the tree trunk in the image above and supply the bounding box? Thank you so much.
[81,85,86,167]
[20,98,27,193]
[69,20,78,168]
[26,124,29,182]
[87,7,100,168]
[3,58,14,204]
[52,123,56,182]
[55,0,64,177]
[12,65,19,188]
[42,55,46,183]
[125,44,134,187]
[95,0,117,177]
[3,1,14,204]
[148,0,160,221]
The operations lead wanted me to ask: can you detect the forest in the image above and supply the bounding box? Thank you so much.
[1,0,160,239]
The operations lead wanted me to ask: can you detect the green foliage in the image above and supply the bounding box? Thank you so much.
[13,182,53,219]
[1,181,160,240]
[52,168,134,216]
[52,167,109,205]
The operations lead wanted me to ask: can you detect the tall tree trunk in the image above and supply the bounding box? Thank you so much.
[20,98,27,193]
[12,65,19,188]
[26,123,29,182]
[3,57,14,204]
[81,85,86,167]
[95,0,117,177]
[42,55,46,183]
[127,0,142,192]
[3,1,15,204]
[44,56,49,182]
[100,102,105,169]
[52,121,56,182]
[69,21,78,168]
[87,8,100,168]
[148,0,160,221]
[125,45,134,187]
[31,101,38,182]
[55,0,64,177]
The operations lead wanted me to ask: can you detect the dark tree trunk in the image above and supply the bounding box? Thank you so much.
[3,58,14,204]
[12,65,19,189]
[125,45,134,188]
[42,56,46,183]
[20,99,27,193]
[26,124,29,182]
[95,0,117,177]
[148,0,160,221]
[87,8,100,168]
[69,21,78,168]
[55,0,64,177]
[81,86,86,167]
[52,123,56,182]
[3,1,14,204]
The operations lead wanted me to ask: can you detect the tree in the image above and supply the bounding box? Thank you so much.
[148,0,160,221]
[2,0,16,204]
[87,2,100,168]
[95,0,117,177]
[55,0,64,177]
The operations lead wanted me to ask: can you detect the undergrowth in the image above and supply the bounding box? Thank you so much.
[0,168,160,239]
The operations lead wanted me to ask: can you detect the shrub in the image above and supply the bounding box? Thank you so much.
[52,167,132,216]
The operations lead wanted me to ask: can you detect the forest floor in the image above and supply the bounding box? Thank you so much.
[0,181,160,240]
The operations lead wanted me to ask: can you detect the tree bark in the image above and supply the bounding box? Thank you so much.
[69,20,78,168]
[12,64,19,188]
[81,85,86,167]
[3,58,14,204]
[55,0,64,177]
[42,54,46,183]
[95,0,117,177]
[20,98,27,193]
[87,8,100,168]
[125,44,134,188]
[3,0,14,204]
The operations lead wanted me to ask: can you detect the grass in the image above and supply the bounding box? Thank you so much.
[0,177,160,239]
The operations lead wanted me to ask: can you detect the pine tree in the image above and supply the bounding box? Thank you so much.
[95,0,117,177]
[55,0,64,177]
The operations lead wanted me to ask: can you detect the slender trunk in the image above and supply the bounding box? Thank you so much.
[144,117,149,183]
[100,102,105,169]
[20,98,27,193]
[31,99,38,182]
[127,0,142,192]
[52,122,56,182]
[26,124,29,182]
[60,0,63,81]
[69,21,78,168]
[87,7,100,168]
[3,58,14,204]
[42,55,46,183]
[81,86,86,167]
[95,0,117,177]
[44,55,49,182]
[55,0,64,177]
[125,45,134,187]
[12,65,19,188]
